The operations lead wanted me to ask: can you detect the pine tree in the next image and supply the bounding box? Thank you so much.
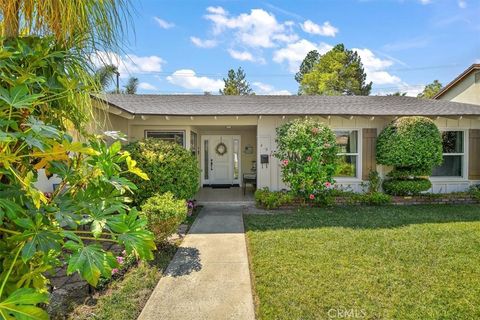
[219,67,254,95]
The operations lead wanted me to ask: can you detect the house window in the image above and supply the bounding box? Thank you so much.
[432,131,464,177]
[145,131,185,147]
[335,130,359,178]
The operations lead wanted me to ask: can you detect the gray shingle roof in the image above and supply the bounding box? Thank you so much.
[96,94,480,116]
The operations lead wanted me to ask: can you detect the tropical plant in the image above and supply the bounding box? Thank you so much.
[123,139,200,205]
[275,118,338,201]
[219,67,254,95]
[95,64,120,92]
[377,116,442,195]
[124,77,139,94]
[141,193,188,243]
[300,44,372,96]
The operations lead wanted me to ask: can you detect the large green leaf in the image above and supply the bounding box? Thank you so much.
[0,288,48,320]
[65,242,117,286]
[0,85,43,110]
[21,229,63,262]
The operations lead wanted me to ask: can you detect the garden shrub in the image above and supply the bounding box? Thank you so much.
[468,185,480,201]
[382,178,432,196]
[275,118,337,200]
[124,139,200,205]
[377,116,442,195]
[254,188,294,209]
[353,192,392,205]
[141,192,188,243]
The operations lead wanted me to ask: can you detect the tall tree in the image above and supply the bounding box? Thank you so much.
[219,67,254,95]
[124,76,139,94]
[299,44,372,96]
[417,80,443,99]
[95,64,119,92]
[295,50,320,83]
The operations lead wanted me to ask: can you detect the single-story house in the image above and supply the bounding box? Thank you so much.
[91,94,480,194]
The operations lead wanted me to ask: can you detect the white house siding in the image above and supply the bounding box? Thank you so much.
[257,115,480,193]
[436,71,480,105]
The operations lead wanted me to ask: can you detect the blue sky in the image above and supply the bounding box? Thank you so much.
[102,0,480,96]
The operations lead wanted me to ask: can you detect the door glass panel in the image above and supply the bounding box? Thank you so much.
[233,139,239,180]
[204,140,209,180]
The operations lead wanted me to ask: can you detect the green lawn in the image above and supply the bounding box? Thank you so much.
[244,205,480,320]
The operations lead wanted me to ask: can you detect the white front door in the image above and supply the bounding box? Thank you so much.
[201,135,241,186]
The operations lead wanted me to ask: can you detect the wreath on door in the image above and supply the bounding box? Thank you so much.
[215,142,227,156]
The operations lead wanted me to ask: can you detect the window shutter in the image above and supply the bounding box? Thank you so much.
[362,128,377,180]
[469,129,480,180]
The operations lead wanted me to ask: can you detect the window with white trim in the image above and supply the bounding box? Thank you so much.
[335,130,359,178]
[431,131,464,177]
[145,131,185,147]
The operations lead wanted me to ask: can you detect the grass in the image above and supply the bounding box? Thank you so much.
[244,205,480,320]
[69,243,178,320]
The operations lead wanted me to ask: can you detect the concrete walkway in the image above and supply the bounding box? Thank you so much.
[138,205,255,320]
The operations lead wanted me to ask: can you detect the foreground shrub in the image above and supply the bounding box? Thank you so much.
[377,116,442,195]
[141,193,188,243]
[353,192,392,205]
[383,178,432,196]
[255,188,294,209]
[468,185,480,201]
[124,139,200,205]
[275,118,337,200]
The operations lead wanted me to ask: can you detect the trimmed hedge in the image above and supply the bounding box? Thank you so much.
[383,178,432,196]
[141,192,187,243]
[124,139,200,205]
[376,116,443,175]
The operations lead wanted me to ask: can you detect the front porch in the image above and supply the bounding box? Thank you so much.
[195,186,255,204]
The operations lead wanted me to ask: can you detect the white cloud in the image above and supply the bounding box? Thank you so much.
[273,39,332,72]
[301,20,338,37]
[375,83,424,97]
[154,17,174,29]
[253,82,291,95]
[204,7,298,48]
[227,49,265,63]
[458,0,467,8]
[92,51,165,78]
[419,0,432,4]
[138,82,157,91]
[353,48,400,85]
[166,69,223,92]
[190,36,217,48]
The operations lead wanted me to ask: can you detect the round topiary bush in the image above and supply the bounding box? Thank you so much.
[376,116,442,195]
[124,139,200,205]
[141,192,188,243]
[382,178,432,196]
[377,116,443,175]
[274,118,337,200]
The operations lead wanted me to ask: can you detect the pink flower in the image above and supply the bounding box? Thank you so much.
[306,156,312,162]
[111,268,119,275]
[116,256,124,264]
[324,182,331,188]
[311,127,319,135]
[282,159,289,166]
[309,194,315,200]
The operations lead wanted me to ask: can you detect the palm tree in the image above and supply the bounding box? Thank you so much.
[95,64,120,92]
[124,77,139,94]
[0,0,130,49]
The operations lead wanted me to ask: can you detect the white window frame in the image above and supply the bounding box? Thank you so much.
[334,129,362,181]
[144,130,186,147]
[431,129,468,181]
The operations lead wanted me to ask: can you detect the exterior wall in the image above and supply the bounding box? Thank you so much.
[257,115,480,193]
[437,71,480,105]
[93,111,480,194]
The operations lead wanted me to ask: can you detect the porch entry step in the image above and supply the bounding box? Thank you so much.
[204,184,240,189]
